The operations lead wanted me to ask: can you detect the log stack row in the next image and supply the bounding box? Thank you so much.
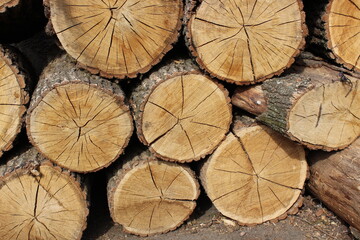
[0,0,359,238]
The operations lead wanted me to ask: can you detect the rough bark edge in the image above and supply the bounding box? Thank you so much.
[185,0,308,85]
[0,0,19,12]
[26,80,133,173]
[133,70,232,163]
[47,0,184,80]
[107,151,200,237]
[0,45,30,157]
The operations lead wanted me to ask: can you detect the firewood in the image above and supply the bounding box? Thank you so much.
[232,56,360,150]
[26,54,133,173]
[307,137,360,232]
[107,150,200,236]
[130,59,232,163]
[47,0,183,79]
[0,147,88,240]
[0,0,45,43]
[0,45,30,158]
[200,119,307,225]
[185,0,307,85]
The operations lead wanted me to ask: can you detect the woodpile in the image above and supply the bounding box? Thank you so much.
[0,0,359,238]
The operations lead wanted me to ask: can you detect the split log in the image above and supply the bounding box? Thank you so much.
[307,137,360,231]
[0,45,30,158]
[200,119,308,225]
[26,54,133,173]
[185,0,307,85]
[305,0,360,71]
[0,147,88,240]
[232,57,360,150]
[107,149,200,236]
[130,59,232,163]
[47,0,183,79]
[0,0,46,43]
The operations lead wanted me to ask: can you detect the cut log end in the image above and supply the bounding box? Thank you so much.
[49,0,183,79]
[201,124,307,225]
[27,82,133,173]
[0,162,88,240]
[187,0,306,84]
[139,73,232,162]
[108,158,199,236]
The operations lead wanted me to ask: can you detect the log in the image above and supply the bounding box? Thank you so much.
[107,149,200,236]
[232,56,360,150]
[307,137,360,232]
[305,0,360,71]
[200,119,308,225]
[185,0,307,85]
[0,0,46,43]
[130,59,232,163]
[47,0,183,79]
[0,45,30,158]
[26,54,133,173]
[0,147,88,240]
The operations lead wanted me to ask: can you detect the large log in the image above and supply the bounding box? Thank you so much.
[26,54,133,173]
[185,0,307,85]
[0,147,88,240]
[46,0,183,79]
[232,55,360,150]
[130,59,232,163]
[0,45,31,158]
[307,137,360,232]
[107,149,200,236]
[200,119,308,225]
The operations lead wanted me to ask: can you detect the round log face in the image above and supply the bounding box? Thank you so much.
[50,0,183,78]
[141,73,232,162]
[0,164,88,240]
[189,0,305,84]
[203,125,307,225]
[28,82,133,172]
[110,160,199,236]
[288,79,360,150]
[0,54,27,157]
[327,0,360,70]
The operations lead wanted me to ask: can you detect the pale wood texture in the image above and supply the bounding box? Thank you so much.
[0,45,30,158]
[26,54,133,173]
[201,120,307,225]
[0,147,88,240]
[131,59,232,163]
[308,137,360,231]
[49,0,183,79]
[107,150,200,236]
[232,56,360,150]
[186,0,307,85]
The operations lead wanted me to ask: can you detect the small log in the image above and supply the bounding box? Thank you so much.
[0,0,46,43]
[232,56,360,150]
[0,147,88,240]
[26,54,133,173]
[130,59,232,162]
[185,0,307,85]
[0,45,30,158]
[107,149,200,236]
[307,137,360,232]
[47,0,183,79]
[200,119,308,225]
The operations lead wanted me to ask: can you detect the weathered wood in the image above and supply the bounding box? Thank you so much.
[0,147,88,240]
[201,119,308,225]
[185,0,307,85]
[130,59,232,163]
[26,54,133,173]
[307,137,360,232]
[47,0,183,79]
[107,149,200,236]
[232,55,360,150]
